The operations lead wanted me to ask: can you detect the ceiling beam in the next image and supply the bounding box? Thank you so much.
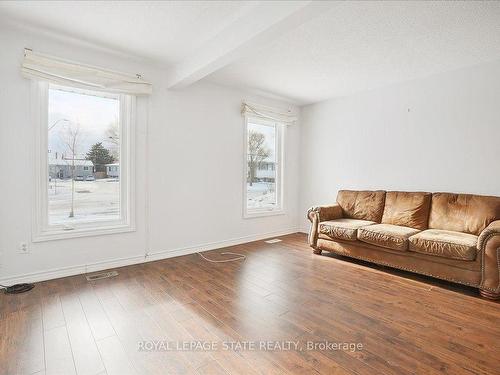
[166,1,335,89]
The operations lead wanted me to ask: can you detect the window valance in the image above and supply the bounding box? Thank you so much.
[22,49,152,96]
[241,101,297,124]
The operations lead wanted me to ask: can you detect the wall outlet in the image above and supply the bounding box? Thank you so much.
[19,242,29,254]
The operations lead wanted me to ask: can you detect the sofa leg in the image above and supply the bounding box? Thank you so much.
[313,248,322,255]
[479,289,500,300]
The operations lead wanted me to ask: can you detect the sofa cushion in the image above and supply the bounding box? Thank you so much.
[357,224,420,251]
[408,229,478,261]
[319,218,376,241]
[429,193,500,235]
[337,190,386,222]
[381,191,431,230]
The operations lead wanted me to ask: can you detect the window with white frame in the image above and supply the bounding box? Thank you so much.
[244,116,284,217]
[33,82,135,240]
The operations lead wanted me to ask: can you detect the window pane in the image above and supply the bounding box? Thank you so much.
[246,121,277,210]
[48,86,120,225]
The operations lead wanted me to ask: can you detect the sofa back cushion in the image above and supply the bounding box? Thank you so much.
[381,191,431,230]
[429,193,500,235]
[336,190,386,222]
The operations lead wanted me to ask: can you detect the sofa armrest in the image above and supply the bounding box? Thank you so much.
[307,204,343,252]
[307,204,343,223]
[478,220,500,250]
[478,220,500,295]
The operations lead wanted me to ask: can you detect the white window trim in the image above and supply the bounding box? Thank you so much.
[31,81,136,242]
[243,115,285,219]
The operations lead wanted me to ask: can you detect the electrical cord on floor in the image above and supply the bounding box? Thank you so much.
[0,283,35,294]
[197,252,246,263]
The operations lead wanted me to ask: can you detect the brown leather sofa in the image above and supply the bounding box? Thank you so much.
[307,190,500,300]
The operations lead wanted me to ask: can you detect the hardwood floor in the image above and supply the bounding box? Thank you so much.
[1,233,499,375]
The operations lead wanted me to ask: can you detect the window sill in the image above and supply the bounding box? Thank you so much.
[243,209,285,219]
[32,223,135,242]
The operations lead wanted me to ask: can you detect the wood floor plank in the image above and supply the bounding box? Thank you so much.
[78,286,116,341]
[41,293,65,331]
[44,325,77,375]
[60,292,106,375]
[0,305,45,375]
[96,335,138,375]
[196,360,229,375]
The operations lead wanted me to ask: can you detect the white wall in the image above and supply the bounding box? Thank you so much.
[299,60,500,230]
[0,25,300,283]
[147,83,300,256]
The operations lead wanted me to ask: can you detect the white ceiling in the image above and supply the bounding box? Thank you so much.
[0,0,258,64]
[1,1,500,105]
[208,1,500,104]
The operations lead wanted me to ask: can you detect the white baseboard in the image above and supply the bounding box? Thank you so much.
[145,227,299,262]
[0,227,299,286]
[298,226,309,234]
[0,254,146,286]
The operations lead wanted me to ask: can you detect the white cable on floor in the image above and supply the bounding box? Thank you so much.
[197,252,246,263]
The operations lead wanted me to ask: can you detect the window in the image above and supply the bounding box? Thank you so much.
[33,82,135,241]
[244,116,284,217]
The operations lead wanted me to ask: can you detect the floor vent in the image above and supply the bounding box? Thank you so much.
[264,238,282,244]
[86,271,119,281]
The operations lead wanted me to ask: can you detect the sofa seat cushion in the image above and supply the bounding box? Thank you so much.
[409,229,478,261]
[319,218,376,241]
[357,224,420,251]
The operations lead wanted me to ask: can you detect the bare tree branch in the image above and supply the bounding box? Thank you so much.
[247,130,270,186]
[105,118,120,161]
